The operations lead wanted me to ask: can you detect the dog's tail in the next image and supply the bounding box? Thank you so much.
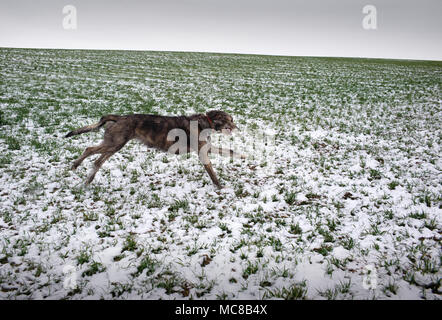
[65,115,120,138]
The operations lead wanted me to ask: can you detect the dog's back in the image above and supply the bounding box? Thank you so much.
[131,114,192,151]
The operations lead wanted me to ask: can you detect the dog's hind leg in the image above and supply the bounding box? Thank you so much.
[85,143,127,185]
[85,152,112,185]
[71,144,104,170]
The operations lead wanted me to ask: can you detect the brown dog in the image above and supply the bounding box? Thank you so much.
[65,110,244,188]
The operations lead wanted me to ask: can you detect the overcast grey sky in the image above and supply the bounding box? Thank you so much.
[0,0,440,60]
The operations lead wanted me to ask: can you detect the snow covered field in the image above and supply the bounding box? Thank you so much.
[0,48,440,299]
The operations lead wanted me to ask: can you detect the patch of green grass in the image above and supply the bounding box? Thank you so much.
[242,261,259,279]
[219,222,232,234]
[0,152,12,168]
[415,190,435,207]
[156,273,181,294]
[341,236,355,250]
[4,136,20,150]
[313,244,333,256]
[234,183,249,198]
[76,249,91,265]
[168,199,189,212]
[122,235,138,252]
[268,236,283,252]
[133,255,157,276]
[264,281,307,300]
[368,168,382,181]
[424,218,437,231]
[409,211,427,220]
[83,261,106,277]
[318,228,334,243]
[284,191,297,205]
[110,282,132,298]
[83,211,99,221]
[0,110,10,126]
[383,281,399,296]
[186,240,207,256]
[388,180,400,190]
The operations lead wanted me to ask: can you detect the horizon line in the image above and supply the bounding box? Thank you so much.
[1,46,441,63]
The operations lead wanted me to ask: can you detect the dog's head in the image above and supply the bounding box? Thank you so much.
[206,110,238,135]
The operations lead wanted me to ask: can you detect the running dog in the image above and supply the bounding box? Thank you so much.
[65,110,244,188]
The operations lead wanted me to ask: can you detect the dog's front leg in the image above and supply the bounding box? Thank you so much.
[198,144,222,188]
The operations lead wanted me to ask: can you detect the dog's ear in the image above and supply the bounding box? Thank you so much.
[206,110,219,120]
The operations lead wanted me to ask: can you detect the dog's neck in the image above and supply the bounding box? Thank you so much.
[205,114,214,129]
[187,113,214,131]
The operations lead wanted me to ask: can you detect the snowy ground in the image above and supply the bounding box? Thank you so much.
[0,48,440,300]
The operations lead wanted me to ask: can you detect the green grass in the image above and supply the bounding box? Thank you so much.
[264,281,307,300]
[134,255,157,277]
[0,47,440,300]
[168,199,189,212]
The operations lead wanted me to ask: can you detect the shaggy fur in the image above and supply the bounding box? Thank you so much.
[65,110,243,188]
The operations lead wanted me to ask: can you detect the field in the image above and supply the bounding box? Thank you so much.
[0,47,440,299]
